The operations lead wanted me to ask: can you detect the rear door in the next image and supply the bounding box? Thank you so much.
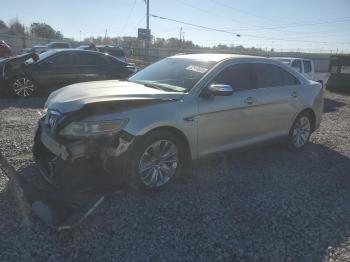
[73,52,110,83]
[252,63,301,136]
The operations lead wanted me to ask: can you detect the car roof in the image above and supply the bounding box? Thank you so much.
[48,42,69,44]
[52,49,104,54]
[170,53,265,62]
[97,45,123,49]
[272,57,312,61]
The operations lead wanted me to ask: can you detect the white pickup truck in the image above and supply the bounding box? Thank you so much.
[272,57,329,86]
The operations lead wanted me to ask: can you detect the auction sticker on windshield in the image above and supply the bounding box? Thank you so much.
[186,65,208,74]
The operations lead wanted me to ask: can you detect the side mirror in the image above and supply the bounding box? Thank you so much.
[207,84,234,96]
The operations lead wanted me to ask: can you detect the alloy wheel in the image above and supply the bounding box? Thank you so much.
[292,116,311,148]
[12,77,35,97]
[138,139,178,188]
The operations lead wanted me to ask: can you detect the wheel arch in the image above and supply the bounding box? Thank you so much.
[9,74,40,94]
[295,108,316,132]
[141,126,192,165]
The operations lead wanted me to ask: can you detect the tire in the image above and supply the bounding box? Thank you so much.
[125,130,185,192]
[288,112,312,150]
[10,76,37,98]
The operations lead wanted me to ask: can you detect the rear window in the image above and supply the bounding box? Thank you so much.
[252,63,283,88]
[291,60,302,73]
[75,53,106,65]
[99,48,125,57]
[49,43,69,48]
[252,63,300,88]
[303,60,312,73]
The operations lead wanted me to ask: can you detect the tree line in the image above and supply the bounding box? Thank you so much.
[0,18,269,52]
[0,19,63,39]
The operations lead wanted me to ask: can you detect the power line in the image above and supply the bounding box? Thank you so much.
[233,18,350,31]
[121,0,137,34]
[150,14,241,37]
[174,0,350,34]
[210,0,280,23]
[150,13,349,44]
[174,0,257,28]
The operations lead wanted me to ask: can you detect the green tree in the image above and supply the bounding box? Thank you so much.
[54,30,63,40]
[0,20,7,29]
[30,22,57,38]
[8,19,25,35]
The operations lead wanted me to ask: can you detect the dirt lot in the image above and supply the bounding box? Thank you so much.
[0,90,349,262]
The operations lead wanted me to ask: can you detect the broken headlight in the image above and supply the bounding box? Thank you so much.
[59,119,128,138]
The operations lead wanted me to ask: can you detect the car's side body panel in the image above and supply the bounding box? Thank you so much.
[40,54,323,161]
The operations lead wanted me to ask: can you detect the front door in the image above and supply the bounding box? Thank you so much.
[32,52,79,91]
[197,63,265,157]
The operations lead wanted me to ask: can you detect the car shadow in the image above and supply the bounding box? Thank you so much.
[323,98,347,113]
[0,97,46,110]
[1,142,350,261]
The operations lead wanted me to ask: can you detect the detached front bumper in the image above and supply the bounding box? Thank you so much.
[18,119,136,229]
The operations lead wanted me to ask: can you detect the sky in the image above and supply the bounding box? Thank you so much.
[1,0,350,53]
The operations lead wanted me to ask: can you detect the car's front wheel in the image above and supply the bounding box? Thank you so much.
[10,76,37,98]
[126,130,184,192]
[288,112,312,149]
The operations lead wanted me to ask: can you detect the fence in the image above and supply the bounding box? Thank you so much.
[1,34,331,72]
[0,34,72,54]
[126,47,331,72]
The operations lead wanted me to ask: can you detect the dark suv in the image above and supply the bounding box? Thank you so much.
[47,42,71,49]
[78,45,126,62]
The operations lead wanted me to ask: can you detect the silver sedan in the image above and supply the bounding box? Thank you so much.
[34,54,324,192]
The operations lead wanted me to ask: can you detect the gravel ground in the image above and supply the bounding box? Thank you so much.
[0,91,350,262]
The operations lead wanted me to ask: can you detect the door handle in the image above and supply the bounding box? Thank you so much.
[291,91,297,98]
[244,97,256,105]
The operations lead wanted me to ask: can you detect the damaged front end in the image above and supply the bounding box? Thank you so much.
[0,109,135,230]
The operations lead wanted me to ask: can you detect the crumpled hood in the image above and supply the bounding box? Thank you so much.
[46,80,185,113]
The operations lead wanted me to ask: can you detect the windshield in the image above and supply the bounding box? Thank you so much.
[129,57,216,92]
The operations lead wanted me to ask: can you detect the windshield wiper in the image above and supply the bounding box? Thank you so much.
[142,83,165,91]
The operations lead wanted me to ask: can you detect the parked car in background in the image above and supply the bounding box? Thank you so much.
[33,54,323,192]
[46,42,71,49]
[0,49,136,97]
[0,40,13,58]
[327,54,350,92]
[31,45,49,54]
[272,57,329,86]
[78,45,127,62]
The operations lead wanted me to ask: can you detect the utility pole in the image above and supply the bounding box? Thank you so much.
[179,27,182,49]
[146,0,150,61]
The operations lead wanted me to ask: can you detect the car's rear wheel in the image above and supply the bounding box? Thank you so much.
[126,130,184,192]
[288,112,312,149]
[11,76,37,98]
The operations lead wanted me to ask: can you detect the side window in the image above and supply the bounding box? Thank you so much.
[280,68,300,85]
[252,63,283,88]
[303,60,312,73]
[291,60,302,73]
[48,53,74,66]
[75,53,107,66]
[211,64,252,91]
